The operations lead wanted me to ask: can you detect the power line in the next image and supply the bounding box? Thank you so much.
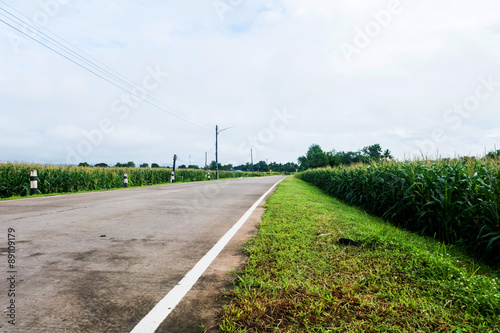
[0,3,211,131]
[0,4,207,129]
[0,1,144,90]
[0,11,208,130]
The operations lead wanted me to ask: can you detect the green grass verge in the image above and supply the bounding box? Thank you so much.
[217,177,500,332]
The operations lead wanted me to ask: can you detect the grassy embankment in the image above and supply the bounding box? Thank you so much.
[217,177,500,332]
[299,159,500,265]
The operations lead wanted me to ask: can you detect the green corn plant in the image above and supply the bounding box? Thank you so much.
[300,158,500,265]
[0,163,267,199]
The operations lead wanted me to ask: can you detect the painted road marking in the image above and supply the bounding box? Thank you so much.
[130,177,285,333]
[157,189,186,195]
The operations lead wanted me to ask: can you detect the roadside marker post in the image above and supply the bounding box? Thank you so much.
[124,173,128,187]
[30,170,38,195]
[172,154,177,183]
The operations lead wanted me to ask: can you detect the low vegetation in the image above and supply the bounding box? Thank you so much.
[0,163,263,199]
[217,177,500,332]
[299,158,500,265]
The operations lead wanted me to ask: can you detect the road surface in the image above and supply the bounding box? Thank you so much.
[0,176,285,332]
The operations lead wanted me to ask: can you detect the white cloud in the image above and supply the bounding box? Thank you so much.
[1,0,499,166]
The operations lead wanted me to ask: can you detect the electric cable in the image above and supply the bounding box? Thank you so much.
[0,3,211,130]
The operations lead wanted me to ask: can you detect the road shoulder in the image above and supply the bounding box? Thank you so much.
[155,190,273,332]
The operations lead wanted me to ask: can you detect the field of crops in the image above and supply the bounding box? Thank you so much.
[0,163,263,199]
[299,158,500,264]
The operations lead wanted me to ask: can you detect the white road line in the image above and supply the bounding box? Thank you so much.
[130,177,285,333]
[157,189,186,195]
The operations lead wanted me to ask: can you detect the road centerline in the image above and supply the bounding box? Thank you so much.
[157,189,186,195]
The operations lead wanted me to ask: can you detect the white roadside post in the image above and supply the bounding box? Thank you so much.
[30,170,38,195]
[124,173,128,188]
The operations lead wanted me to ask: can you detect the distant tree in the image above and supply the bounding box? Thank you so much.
[78,162,90,167]
[326,151,341,167]
[178,164,187,169]
[140,163,149,168]
[336,151,361,165]
[299,143,393,168]
[94,163,109,168]
[298,144,329,170]
[218,163,231,171]
[151,163,160,168]
[283,162,299,172]
[383,149,393,160]
[486,149,500,159]
[234,162,250,171]
[254,161,268,172]
[115,161,136,168]
[235,161,298,173]
[209,160,222,171]
[187,165,200,169]
[361,144,382,161]
[268,161,298,173]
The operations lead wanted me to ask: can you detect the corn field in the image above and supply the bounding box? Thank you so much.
[299,159,500,264]
[0,163,263,199]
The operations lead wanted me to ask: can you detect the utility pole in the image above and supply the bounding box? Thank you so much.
[215,125,218,179]
[215,125,235,179]
[172,154,177,182]
[251,149,253,172]
[204,151,208,180]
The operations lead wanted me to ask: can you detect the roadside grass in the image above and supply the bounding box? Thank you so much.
[217,177,500,332]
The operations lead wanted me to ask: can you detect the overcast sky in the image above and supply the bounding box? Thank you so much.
[1,0,499,167]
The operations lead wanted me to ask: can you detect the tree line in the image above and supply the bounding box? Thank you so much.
[76,145,499,173]
[298,143,393,170]
[78,161,162,168]
[76,160,299,173]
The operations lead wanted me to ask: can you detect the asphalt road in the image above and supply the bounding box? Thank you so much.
[0,176,285,332]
